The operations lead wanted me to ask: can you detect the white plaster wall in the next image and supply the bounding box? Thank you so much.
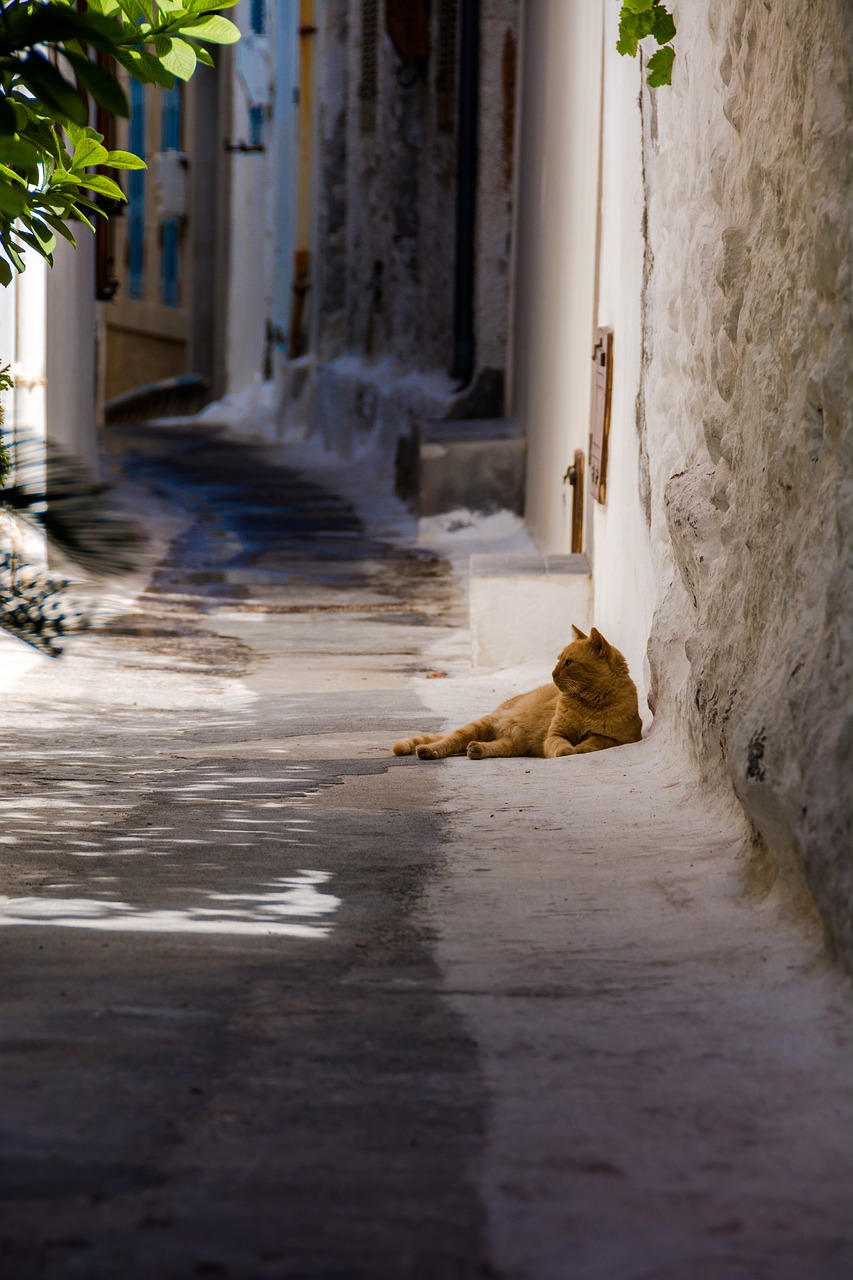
[3,257,47,452]
[642,1,853,963]
[0,260,48,564]
[341,4,457,371]
[589,15,656,703]
[313,0,351,362]
[513,0,603,555]
[46,236,97,471]
[310,2,515,379]
[283,2,518,450]
[224,8,275,395]
[475,0,517,376]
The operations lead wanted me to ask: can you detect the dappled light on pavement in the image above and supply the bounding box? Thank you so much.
[0,870,339,937]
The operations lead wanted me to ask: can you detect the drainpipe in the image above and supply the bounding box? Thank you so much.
[450,0,480,387]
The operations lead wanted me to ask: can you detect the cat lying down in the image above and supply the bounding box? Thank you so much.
[394,626,642,760]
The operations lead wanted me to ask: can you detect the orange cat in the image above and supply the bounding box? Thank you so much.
[394,626,642,760]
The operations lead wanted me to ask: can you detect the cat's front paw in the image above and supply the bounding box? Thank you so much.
[547,740,575,757]
[467,742,484,759]
[416,744,441,760]
[393,740,413,755]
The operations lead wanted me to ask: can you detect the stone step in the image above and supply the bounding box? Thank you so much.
[469,553,592,669]
[397,417,526,517]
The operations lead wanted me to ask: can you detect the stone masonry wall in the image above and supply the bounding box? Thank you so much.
[644,1,853,962]
[313,0,516,381]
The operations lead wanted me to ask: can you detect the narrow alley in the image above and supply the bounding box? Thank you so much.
[0,424,850,1280]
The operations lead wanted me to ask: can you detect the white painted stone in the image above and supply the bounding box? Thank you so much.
[511,0,853,962]
[641,0,853,960]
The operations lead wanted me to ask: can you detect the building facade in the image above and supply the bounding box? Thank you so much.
[0,2,849,966]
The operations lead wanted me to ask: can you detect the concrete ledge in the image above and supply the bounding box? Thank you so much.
[400,417,526,516]
[470,553,592,669]
[104,375,210,425]
[469,553,589,577]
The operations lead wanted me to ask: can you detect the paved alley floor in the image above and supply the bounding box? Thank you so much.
[0,423,851,1280]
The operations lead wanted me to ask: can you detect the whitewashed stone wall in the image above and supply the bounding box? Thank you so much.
[644,0,853,963]
[475,0,517,376]
[313,0,516,380]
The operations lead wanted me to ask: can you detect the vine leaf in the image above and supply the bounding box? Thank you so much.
[646,45,675,87]
[617,2,676,86]
[652,6,676,45]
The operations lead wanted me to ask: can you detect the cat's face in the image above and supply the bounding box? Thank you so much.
[552,626,617,695]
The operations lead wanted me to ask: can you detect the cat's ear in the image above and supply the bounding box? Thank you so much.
[589,627,610,657]
[571,624,587,640]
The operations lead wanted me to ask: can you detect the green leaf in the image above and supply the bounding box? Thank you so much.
[49,168,82,187]
[115,0,151,22]
[0,255,12,287]
[622,0,655,12]
[0,6,126,57]
[0,179,27,217]
[617,4,660,57]
[646,44,675,87]
[0,135,41,166]
[19,53,88,125]
[113,45,175,89]
[8,99,32,135]
[186,0,239,10]
[69,193,110,214]
[64,52,129,118]
[17,229,54,263]
[71,137,109,170]
[1,234,27,272]
[155,36,197,81]
[65,123,105,150]
[0,98,17,137]
[616,12,641,58]
[0,161,27,186]
[0,7,87,54]
[36,210,78,247]
[104,149,146,170]
[66,204,98,232]
[651,5,676,45]
[182,14,240,45]
[77,173,126,201]
[20,217,57,256]
[192,45,214,69]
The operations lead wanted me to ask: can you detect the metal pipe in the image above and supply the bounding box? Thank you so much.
[450,0,479,386]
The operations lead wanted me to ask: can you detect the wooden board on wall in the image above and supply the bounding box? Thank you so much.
[590,326,613,504]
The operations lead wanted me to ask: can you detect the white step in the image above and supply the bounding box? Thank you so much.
[469,553,592,669]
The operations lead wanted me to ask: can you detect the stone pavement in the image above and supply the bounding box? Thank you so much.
[0,422,851,1280]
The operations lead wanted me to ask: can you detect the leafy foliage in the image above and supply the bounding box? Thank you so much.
[0,0,240,282]
[0,550,88,656]
[616,0,676,86]
[2,431,145,576]
[0,3,241,654]
[0,432,147,654]
[0,361,11,483]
